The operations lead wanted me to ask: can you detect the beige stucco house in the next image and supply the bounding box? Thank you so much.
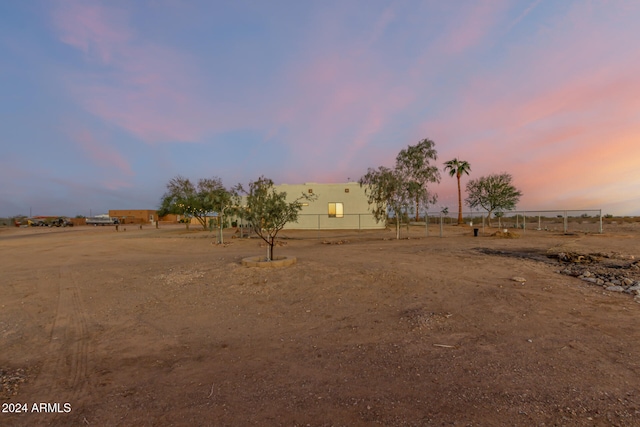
[263,182,383,230]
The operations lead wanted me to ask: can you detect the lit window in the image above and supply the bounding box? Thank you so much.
[328,202,344,218]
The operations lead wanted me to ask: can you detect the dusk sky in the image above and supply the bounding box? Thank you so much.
[1,0,639,218]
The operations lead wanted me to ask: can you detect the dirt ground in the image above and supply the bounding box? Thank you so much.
[1,223,640,426]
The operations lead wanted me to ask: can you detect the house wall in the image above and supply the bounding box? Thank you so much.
[271,182,382,230]
[188,216,220,227]
[109,210,158,224]
[159,213,181,223]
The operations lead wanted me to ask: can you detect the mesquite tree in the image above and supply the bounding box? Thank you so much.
[158,176,230,230]
[237,176,316,261]
[395,138,441,221]
[359,166,414,240]
[465,172,522,226]
[360,138,440,239]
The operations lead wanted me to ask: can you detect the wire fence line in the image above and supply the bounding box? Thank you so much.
[422,209,604,234]
[230,209,607,241]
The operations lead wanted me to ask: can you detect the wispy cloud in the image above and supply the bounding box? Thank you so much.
[69,126,134,183]
[434,0,508,55]
[2,0,635,217]
[505,0,542,33]
[52,0,219,143]
[52,1,131,64]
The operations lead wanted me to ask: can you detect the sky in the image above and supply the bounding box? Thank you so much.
[1,0,639,218]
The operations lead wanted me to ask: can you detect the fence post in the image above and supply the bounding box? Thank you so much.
[425,214,429,237]
[599,209,603,234]
[439,213,443,237]
[358,214,361,232]
[523,212,526,234]
[564,211,568,233]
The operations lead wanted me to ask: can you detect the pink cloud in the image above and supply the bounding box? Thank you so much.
[505,0,542,33]
[280,1,640,216]
[52,1,131,64]
[52,0,228,144]
[426,3,640,214]
[70,127,133,179]
[434,0,508,55]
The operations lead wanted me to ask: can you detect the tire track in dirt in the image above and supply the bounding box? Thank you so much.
[34,262,91,405]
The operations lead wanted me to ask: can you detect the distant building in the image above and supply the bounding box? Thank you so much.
[109,210,158,224]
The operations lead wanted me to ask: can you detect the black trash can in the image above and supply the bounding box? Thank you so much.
[473,228,479,237]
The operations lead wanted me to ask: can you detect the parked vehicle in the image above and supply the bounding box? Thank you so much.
[86,216,119,226]
[50,217,73,227]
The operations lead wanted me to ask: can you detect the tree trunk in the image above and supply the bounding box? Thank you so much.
[415,196,420,222]
[267,239,274,261]
[396,216,400,240]
[457,174,463,224]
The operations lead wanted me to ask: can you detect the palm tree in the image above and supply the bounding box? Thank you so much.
[443,158,471,225]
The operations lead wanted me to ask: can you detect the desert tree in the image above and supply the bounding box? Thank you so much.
[158,176,231,230]
[235,176,316,261]
[395,138,441,221]
[359,166,413,240]
[360,138,440,238]
[443,158,471,224]
[465,172,522,226]
[198,177,232,230]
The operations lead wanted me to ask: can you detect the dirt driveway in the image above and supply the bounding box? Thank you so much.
[1,224,640,426]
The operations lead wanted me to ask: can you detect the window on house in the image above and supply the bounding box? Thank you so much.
[328,202,344,218]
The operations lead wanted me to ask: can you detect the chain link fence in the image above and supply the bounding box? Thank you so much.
[276,209,608,240]
[423,209,604,235]
[196,208,629,242]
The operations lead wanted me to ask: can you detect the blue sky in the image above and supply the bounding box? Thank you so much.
[1,0,639,217]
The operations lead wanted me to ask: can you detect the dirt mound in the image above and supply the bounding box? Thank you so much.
[322,239,350,245]
[491,230,520,238]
